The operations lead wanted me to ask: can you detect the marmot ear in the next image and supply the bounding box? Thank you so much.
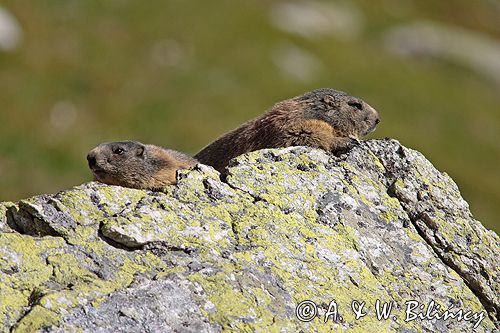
[136,145,145,157]
[323,95,337,107]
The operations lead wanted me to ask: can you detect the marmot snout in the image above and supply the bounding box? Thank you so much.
[87,141,197,190]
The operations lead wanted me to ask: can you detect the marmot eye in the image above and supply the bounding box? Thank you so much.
[113,147,125,155]
[348,101,363,111]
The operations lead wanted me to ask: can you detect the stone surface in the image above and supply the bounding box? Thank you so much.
[0,139,498,332]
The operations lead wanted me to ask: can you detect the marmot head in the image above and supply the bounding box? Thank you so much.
[87,141,151,189]
[297,88,380,139]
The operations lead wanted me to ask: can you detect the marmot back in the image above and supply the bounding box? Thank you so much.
[87,141,197,190]
[195,88,380,172]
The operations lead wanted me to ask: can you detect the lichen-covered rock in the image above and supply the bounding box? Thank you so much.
[0,139,498,332]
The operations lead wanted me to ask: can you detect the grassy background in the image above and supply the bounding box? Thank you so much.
[0,1,498,232]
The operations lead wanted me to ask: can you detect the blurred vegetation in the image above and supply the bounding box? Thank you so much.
[0,0,498,232]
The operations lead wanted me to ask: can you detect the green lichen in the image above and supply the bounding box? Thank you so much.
[0,146,497,332]
[11,306,61,333]
[0,234,63,328]
[0,202,16,228]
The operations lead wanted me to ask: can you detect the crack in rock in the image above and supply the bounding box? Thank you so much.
[367,139,499,322]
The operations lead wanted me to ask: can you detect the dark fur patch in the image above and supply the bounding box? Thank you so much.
[296,88,347,102]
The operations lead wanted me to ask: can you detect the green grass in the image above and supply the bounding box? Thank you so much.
[0,1,498,232]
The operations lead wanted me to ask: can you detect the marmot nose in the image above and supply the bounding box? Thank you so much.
[87,153,96,168]
[375,118,380,124]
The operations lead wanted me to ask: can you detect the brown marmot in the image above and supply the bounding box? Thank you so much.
[87,141,197,190]
[194,88,380,172]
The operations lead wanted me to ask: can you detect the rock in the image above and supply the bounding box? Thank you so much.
[0,7,22,51]
[271,42,324,83]
[0,139,498,332]
[269,1,363,40]
[383,21,500,85]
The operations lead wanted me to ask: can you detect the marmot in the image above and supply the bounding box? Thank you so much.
[195,88,380,172]
[87,141,197,190]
